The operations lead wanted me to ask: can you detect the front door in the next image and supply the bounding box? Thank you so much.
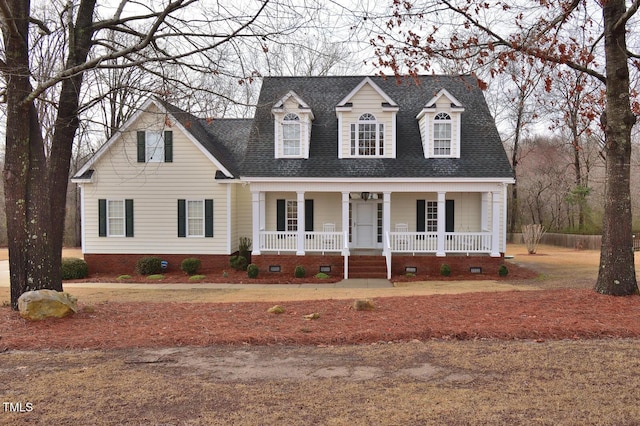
[353,202,377,248]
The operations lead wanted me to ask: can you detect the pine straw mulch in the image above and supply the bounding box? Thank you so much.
[2,288,640,351]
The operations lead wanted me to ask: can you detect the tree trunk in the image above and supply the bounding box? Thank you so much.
[2,0,96,309]
[595,0,639,295]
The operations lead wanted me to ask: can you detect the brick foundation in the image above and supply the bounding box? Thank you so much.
[391,254,505,276]
[84,253,233,275]
[85,252,505,278]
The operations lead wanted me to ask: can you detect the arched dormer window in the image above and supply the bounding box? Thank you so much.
[433,112,451,156]
[350,113,384,156]
[282,113,301,156]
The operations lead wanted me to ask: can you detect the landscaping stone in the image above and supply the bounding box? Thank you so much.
[18,290,78,321]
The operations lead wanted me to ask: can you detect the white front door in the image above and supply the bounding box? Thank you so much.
[354,202,377,248]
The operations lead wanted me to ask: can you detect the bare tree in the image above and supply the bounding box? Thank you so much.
[365,0,640,296]
[0,0,301,309]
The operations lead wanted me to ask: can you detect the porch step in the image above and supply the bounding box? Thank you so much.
[349,255,387,279]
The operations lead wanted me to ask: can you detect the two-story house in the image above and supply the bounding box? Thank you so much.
[73,75,514,279]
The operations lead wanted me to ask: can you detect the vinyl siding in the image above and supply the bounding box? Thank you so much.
[82,104,233,255]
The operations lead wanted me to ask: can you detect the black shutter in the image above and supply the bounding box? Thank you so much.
[98,199,107,237]
[125,199,134,237]
[305,199,314,231]
[446,200,455,232]
[277,199,286,231]
[164,131,173,162]
[416,200,426,232]
[178,199,186,237]
[137,131,145,162]
[205,199,214,237]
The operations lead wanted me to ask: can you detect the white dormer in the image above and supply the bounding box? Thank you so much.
[335,77,399,159]
[272,91,314,159]
[416,88,465,159]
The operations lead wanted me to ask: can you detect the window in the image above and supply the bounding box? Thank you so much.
[177,199,213,238]
[286,200,297,231]
[350,113,384,156]
[98,199,133,237]
[433,112,451,156]
[426,201,438,232]
[107,200,125,236]
[137,130,173,163]
[282,113,301,156]
[187,200,204,237]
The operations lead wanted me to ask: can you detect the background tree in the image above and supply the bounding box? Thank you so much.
[366,0,640,296]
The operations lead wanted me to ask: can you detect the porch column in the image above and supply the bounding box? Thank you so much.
[296,191,305,255]
[383,192,391,254]
[251,191,261,255]
[481,192,489,231]
[436,192,446,256]
[491,190,501,257]
[341,192,350,255]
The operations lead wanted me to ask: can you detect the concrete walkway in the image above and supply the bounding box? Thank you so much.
[0,260,392,289]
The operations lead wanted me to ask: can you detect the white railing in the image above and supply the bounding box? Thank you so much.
[304,231,344,253]
[260,231,344,253]
[445,232,492,253]
[388,231,492,254]
[388,232,438,253]
[259,232,298,253]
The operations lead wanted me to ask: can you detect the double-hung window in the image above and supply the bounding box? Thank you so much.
[177,199,214,237]
[350,113,384,156]
[433,112,452,156]
[98,199,134,237]
[426,201,438,232]
[137,130,173,163]
[282,113,301,156]
[286,200,298,231]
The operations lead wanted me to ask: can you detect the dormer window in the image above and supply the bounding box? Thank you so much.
[350,113,384,156]
[282,113,301,156]
[433,112,452,156]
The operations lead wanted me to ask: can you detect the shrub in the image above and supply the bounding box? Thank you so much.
[135,256,163,275]
[315,272,330,279]
[146,274,164,280]
[238,237,252,260]
[181,257,201,275]
[498,265,509,277]
[230,255,248,271]
[440,264,451,277]
[294,265,306,278]
[61,257,89,280]
[247,263,259,278]
[189,275,206,281]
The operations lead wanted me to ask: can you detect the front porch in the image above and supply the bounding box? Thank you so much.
[249,185,507,279]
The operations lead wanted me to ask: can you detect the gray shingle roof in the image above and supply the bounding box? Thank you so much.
[240,75,513,179]
[159,100,252,177]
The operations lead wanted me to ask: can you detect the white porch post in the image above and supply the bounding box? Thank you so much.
[383,192,391,254]
[251,191,261,255]
[436,191,446,256]
[481,192,489,231]
[491,190,501,257]
[342,191,350,279]
[296,191,305,255]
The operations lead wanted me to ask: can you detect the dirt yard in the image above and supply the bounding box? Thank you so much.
[1,244,640,424]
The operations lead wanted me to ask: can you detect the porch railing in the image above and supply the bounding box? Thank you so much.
[388,231,492,254]
[259,231,344,253]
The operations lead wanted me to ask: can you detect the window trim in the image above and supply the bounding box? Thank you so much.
[350,113,385,157]
[186,200,205,237]
[107,200,126,237]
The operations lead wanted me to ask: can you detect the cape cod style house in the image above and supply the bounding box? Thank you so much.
[73,75,514,279]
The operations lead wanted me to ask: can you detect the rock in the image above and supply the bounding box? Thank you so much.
[18,290,78,321]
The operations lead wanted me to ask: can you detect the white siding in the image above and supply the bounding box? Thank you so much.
[82,105,234,255]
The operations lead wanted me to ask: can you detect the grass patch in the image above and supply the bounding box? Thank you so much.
[146,274,164,281]
[189,275,206,281]
[117,275,132,281]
